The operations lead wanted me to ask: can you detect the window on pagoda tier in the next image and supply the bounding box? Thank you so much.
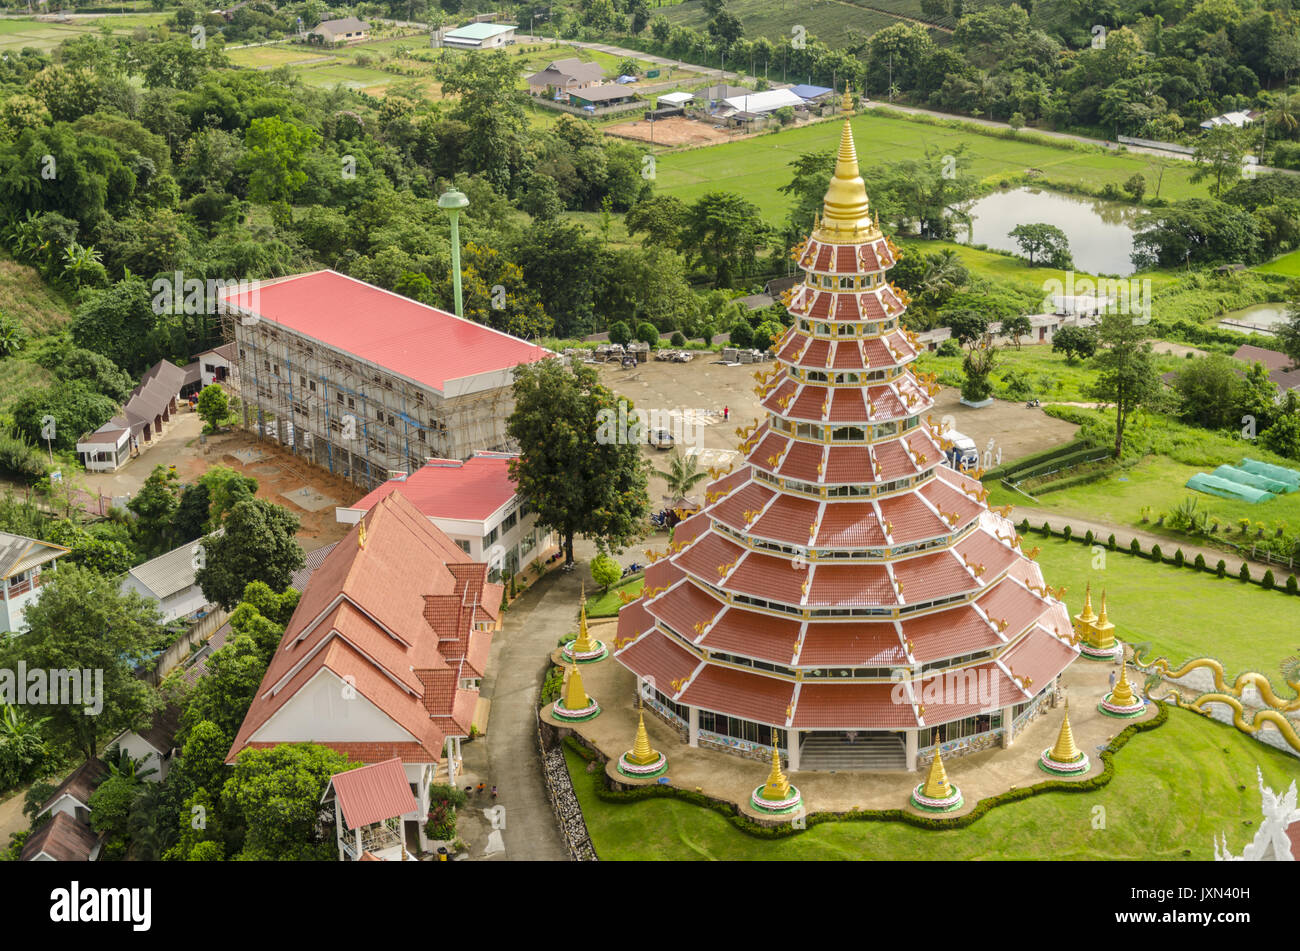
[874,421,898,437]
[864,322,878,334]
[836,372,859,384]
[795,422,823,439]
[698,711,786,749]
[806,370,828,382]
[838,276,854,289]
[837,323,855,336]
[816,323,831,335]
[820,275,834,288]
[903,416,919,430]
[832,426,864,441]
[800,320,812,331]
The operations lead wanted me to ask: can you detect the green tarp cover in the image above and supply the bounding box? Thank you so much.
[1239,457,1300,491]
[1186,472,1274,503]
[1212,465,1291,494]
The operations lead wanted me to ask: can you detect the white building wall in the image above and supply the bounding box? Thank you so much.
[250,667,417,744]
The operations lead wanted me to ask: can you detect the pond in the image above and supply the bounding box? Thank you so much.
[1217,303,1290,334]
[961,187,1140,276]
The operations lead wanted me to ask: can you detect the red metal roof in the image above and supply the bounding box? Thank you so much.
[327,757,418,830]
[349,452,519,522]
[224,270,550,394]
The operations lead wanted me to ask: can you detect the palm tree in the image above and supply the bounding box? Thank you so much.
[0,704,50,787]
[656,448,708,502]
[103,745,158,783]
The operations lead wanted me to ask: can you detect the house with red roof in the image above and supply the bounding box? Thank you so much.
[226,490,501,852]
[335,451,558,582]
[321,757,419,861]
[223,270,551,490]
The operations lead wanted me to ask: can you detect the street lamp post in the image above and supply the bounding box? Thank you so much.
[438,189,470,318]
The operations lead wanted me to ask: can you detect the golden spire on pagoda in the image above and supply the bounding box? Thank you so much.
[562,663,590,711]
[626,707,660,767]
[1098,590,1109,626]
[819,102,877,238]
[762,746,791,800]
[840,87,853,113]
[1110,657,1136,706]
[1050,700,1080,763]
[571,582,597,655]
[922,743,951,799]
[1079,582,1096,622]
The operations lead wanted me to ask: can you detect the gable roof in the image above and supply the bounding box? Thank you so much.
[528,58,604,86]
[124,532,221,601]
[0,532,69,579]
[37,758,109,817]
[346,452,519,523]
[1233,344,1295,373]
[314,16,369,34]
[227,492,497,765]
[22,811,99,861]
[79,358,187,442]
[222,270,551,395]
[444,22,514,40]
[323,757,417,829]
[722,88,805,113]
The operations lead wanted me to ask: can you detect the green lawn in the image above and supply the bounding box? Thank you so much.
[1255,247,1300,277]
[567,706,1300,859]
[0,253,74,335]
[1026,535,1300,676]
[899,238,1185,292]
[0,14,169,51]
[653,110,1210,223]
[585,576,644,618]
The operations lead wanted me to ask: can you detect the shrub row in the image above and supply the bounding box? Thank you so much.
[1015,518,1299,593]
[1008,446,1114,483]
[983,438,1093,482]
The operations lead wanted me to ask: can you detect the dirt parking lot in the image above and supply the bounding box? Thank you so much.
[596,356,1080,494]
[604,115,735,146]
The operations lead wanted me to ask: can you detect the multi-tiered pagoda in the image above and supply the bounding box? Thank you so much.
[614,101,1080,773]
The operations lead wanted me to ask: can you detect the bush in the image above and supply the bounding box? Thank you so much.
[670,331,685,347]
[0,428,46,481]
[1130,538,1142,555]
[1194,553,1206,570]
[1062,525,1072,542]
[590,553,621,591]
[1041,521,1051,536]
[1262,569,1275,590]
[1239,562,1250,582]
[937,338,961,357]
[1173,548,1184,568]
[1149,543,1162,562]
[1107,533,1116,550]
[609,321,631,346]
[635,321,659,347]
[1287,574,1298,595]
[1083,529,1094,546]
[729,320,754,349]
[1216,559,1227,577]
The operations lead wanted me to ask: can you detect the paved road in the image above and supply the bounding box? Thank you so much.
[457,541,597,861]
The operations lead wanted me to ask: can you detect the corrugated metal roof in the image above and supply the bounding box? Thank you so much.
[125,531,222,600]
[0,532,68,578]
[324,757,416,830]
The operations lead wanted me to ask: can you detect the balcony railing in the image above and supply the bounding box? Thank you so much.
[339,821,402,859]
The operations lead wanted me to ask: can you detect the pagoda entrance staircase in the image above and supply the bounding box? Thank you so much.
[798,732,907,771]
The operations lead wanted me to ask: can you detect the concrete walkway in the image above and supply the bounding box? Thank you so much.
[1011,504,1298,583]
[456,543,599,861]
[0,784,29,852]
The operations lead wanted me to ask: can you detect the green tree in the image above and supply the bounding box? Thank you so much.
[944,308,989,348]
[679,192,769,287]
[0,704,50,790]
[198,465,258,529]
[128,465,182,557]
[655,447,708,500]
[222,743,359,861]
[241,117,320,205]
[635,321,659,347]
[1008,222,1073,267]
[11,381,117,454]
[1088,310,1161,458]
[196,384,230,433]
[1173,354,1245,428]
[0,564,163,761]
[961,342,997,402]
[1191,124,1251,198]
[1052,325,1098,363]
[1000,313,1032,349]
[1123,173,1147,202]
[174,482,212,544]
[590,552,621,591]
[507,360,650,566]
[195,498,304,610]
[435,51,527,190]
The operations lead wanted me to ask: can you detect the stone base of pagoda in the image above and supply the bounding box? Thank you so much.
[909,783,963,813]
[550,699,601,723]
[1078,641,1123,661]
[1098,694,1146,718]
[616,751,668,778]
[1038,748,1090,776]
[561,641,608,664]
[750,785,802,815]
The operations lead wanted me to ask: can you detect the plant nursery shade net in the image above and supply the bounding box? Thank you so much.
[1239,457,1300,491]
[1186,472,1274,503]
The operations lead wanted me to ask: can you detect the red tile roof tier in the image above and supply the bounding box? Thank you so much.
[793,682,917,728]
[998,624,1080,694]
[326,757,418,830]
[916,662,1021,727]
[900,604,1004,663]
[22,811,99,862]
[348,452,520,522]
[242,741,434,765]
[615,628,701,694]
[672,509,713,546]
[227,492,495,766]
[679,664,794,724]
[615,596,655,645]
[224,270,550,394]
[699,606,802,664]
[613,120,1074,746]
[799,621,906,666]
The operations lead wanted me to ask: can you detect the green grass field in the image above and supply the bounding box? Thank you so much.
[585,576,644,617]
[1028,535,1300,676]
[659,0,917,52]
[0,14,169,52]
[653,111,1210,223]
[1255,247,1300,277]
[566,705,1300,859]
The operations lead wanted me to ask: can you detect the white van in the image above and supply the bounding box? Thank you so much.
[945,431,979,470]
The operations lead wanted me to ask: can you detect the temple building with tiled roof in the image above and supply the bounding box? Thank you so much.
[614,98,1079,773]
[227,491,500,851]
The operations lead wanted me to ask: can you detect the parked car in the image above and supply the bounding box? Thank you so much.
[649,429,675,450]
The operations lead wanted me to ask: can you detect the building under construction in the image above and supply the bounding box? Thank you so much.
[222,270,551,489]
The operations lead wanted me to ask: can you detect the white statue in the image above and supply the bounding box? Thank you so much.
[1215,767,1299,861]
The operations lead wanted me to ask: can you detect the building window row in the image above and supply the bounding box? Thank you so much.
[796,317,898,337]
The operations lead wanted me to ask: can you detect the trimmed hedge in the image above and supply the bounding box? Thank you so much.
[982,438,1097,482]
[564,705,1169,838]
